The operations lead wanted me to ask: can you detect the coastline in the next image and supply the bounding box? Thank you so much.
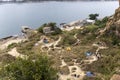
[0,18,94,40]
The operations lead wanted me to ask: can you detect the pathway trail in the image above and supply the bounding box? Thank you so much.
[83,55,98,64]
[41,36,62,52]
[0,38,26,50]
[83,43,108,64]
[59,42,108,80]
[59,59,85,80]
[93,43,108,55]
[8,48,27,59]
[73,34,80,45]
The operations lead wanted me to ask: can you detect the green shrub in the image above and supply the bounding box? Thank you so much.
[83,48,120,79]
[37,23,47,33]
[89,14,99,20]
[85,25,98,33]
[61,34,77,45]
[95,17,108,28]
[7,43,18,49]
[0,55,57,80]
[51,27,62,35]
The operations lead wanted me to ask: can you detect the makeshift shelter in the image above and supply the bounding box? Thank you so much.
[85,52,92,56]
[66,47,71,51]
[43,38,49,43]
[86,71,93,77]
[34,43,39,46]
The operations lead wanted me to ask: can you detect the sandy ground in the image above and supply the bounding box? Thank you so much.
[83,55,98,64]
[60,59,67,68]
[59,59,85,80]
[0,38,26,50]
[40,36,62,52]
[58,42,108,80]
[61,26,83,31]
[8,48,27,59]
[83,43,108,64]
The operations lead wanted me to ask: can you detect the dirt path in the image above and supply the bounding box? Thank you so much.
[58,42,108,80]
[8,48,27,59]
[0,38,26,50]
[83,55,98,64]
[83,43,108,64]
[41,36,62,52]
[73,34,81,46]
[59,59,85,80]
[93,43,108,56]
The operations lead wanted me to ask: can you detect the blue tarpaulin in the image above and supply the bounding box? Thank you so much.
[85,52,92,56]
[86,71,93,77]
[43,38,49,43]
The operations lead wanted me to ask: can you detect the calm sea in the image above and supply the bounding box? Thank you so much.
[0,1,118,38]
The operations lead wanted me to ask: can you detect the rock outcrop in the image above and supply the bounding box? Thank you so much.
[100,7,120,37]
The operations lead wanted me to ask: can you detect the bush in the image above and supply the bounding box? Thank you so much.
[0,55,57,80]
[85,25,98,33]
[7,43,18,49]
[0,54,15,64]
[17,33,41,55]
[62,34,77,45]
[83,48,120,79]
[94,17,108,28]
[51,27,62,35]
[89,14,99,20]
[37,23,47,33]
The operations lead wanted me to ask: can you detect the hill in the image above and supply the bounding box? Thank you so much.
[0,7,120,80]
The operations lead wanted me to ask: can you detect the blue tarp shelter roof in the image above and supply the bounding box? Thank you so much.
[86,71,93,77]
[85,52,92,56]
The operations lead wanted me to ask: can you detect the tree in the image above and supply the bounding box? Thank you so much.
[89,14,99,20]
[0,55,57,80]
[37,23,47,33]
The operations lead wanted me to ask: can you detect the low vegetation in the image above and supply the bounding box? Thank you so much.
[0,55,57,80]
[95,17,108,28]
[89,13,99,20]
[0,14,120,80]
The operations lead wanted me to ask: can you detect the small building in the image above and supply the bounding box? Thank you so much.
[43,27,51,34]
[86,19,95,24]
[43,38,49,43]
[81,19,95,25]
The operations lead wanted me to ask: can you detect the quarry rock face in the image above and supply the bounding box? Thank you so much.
[114,8,120,22]
[107,7,120,26]
[101,7,120,37]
